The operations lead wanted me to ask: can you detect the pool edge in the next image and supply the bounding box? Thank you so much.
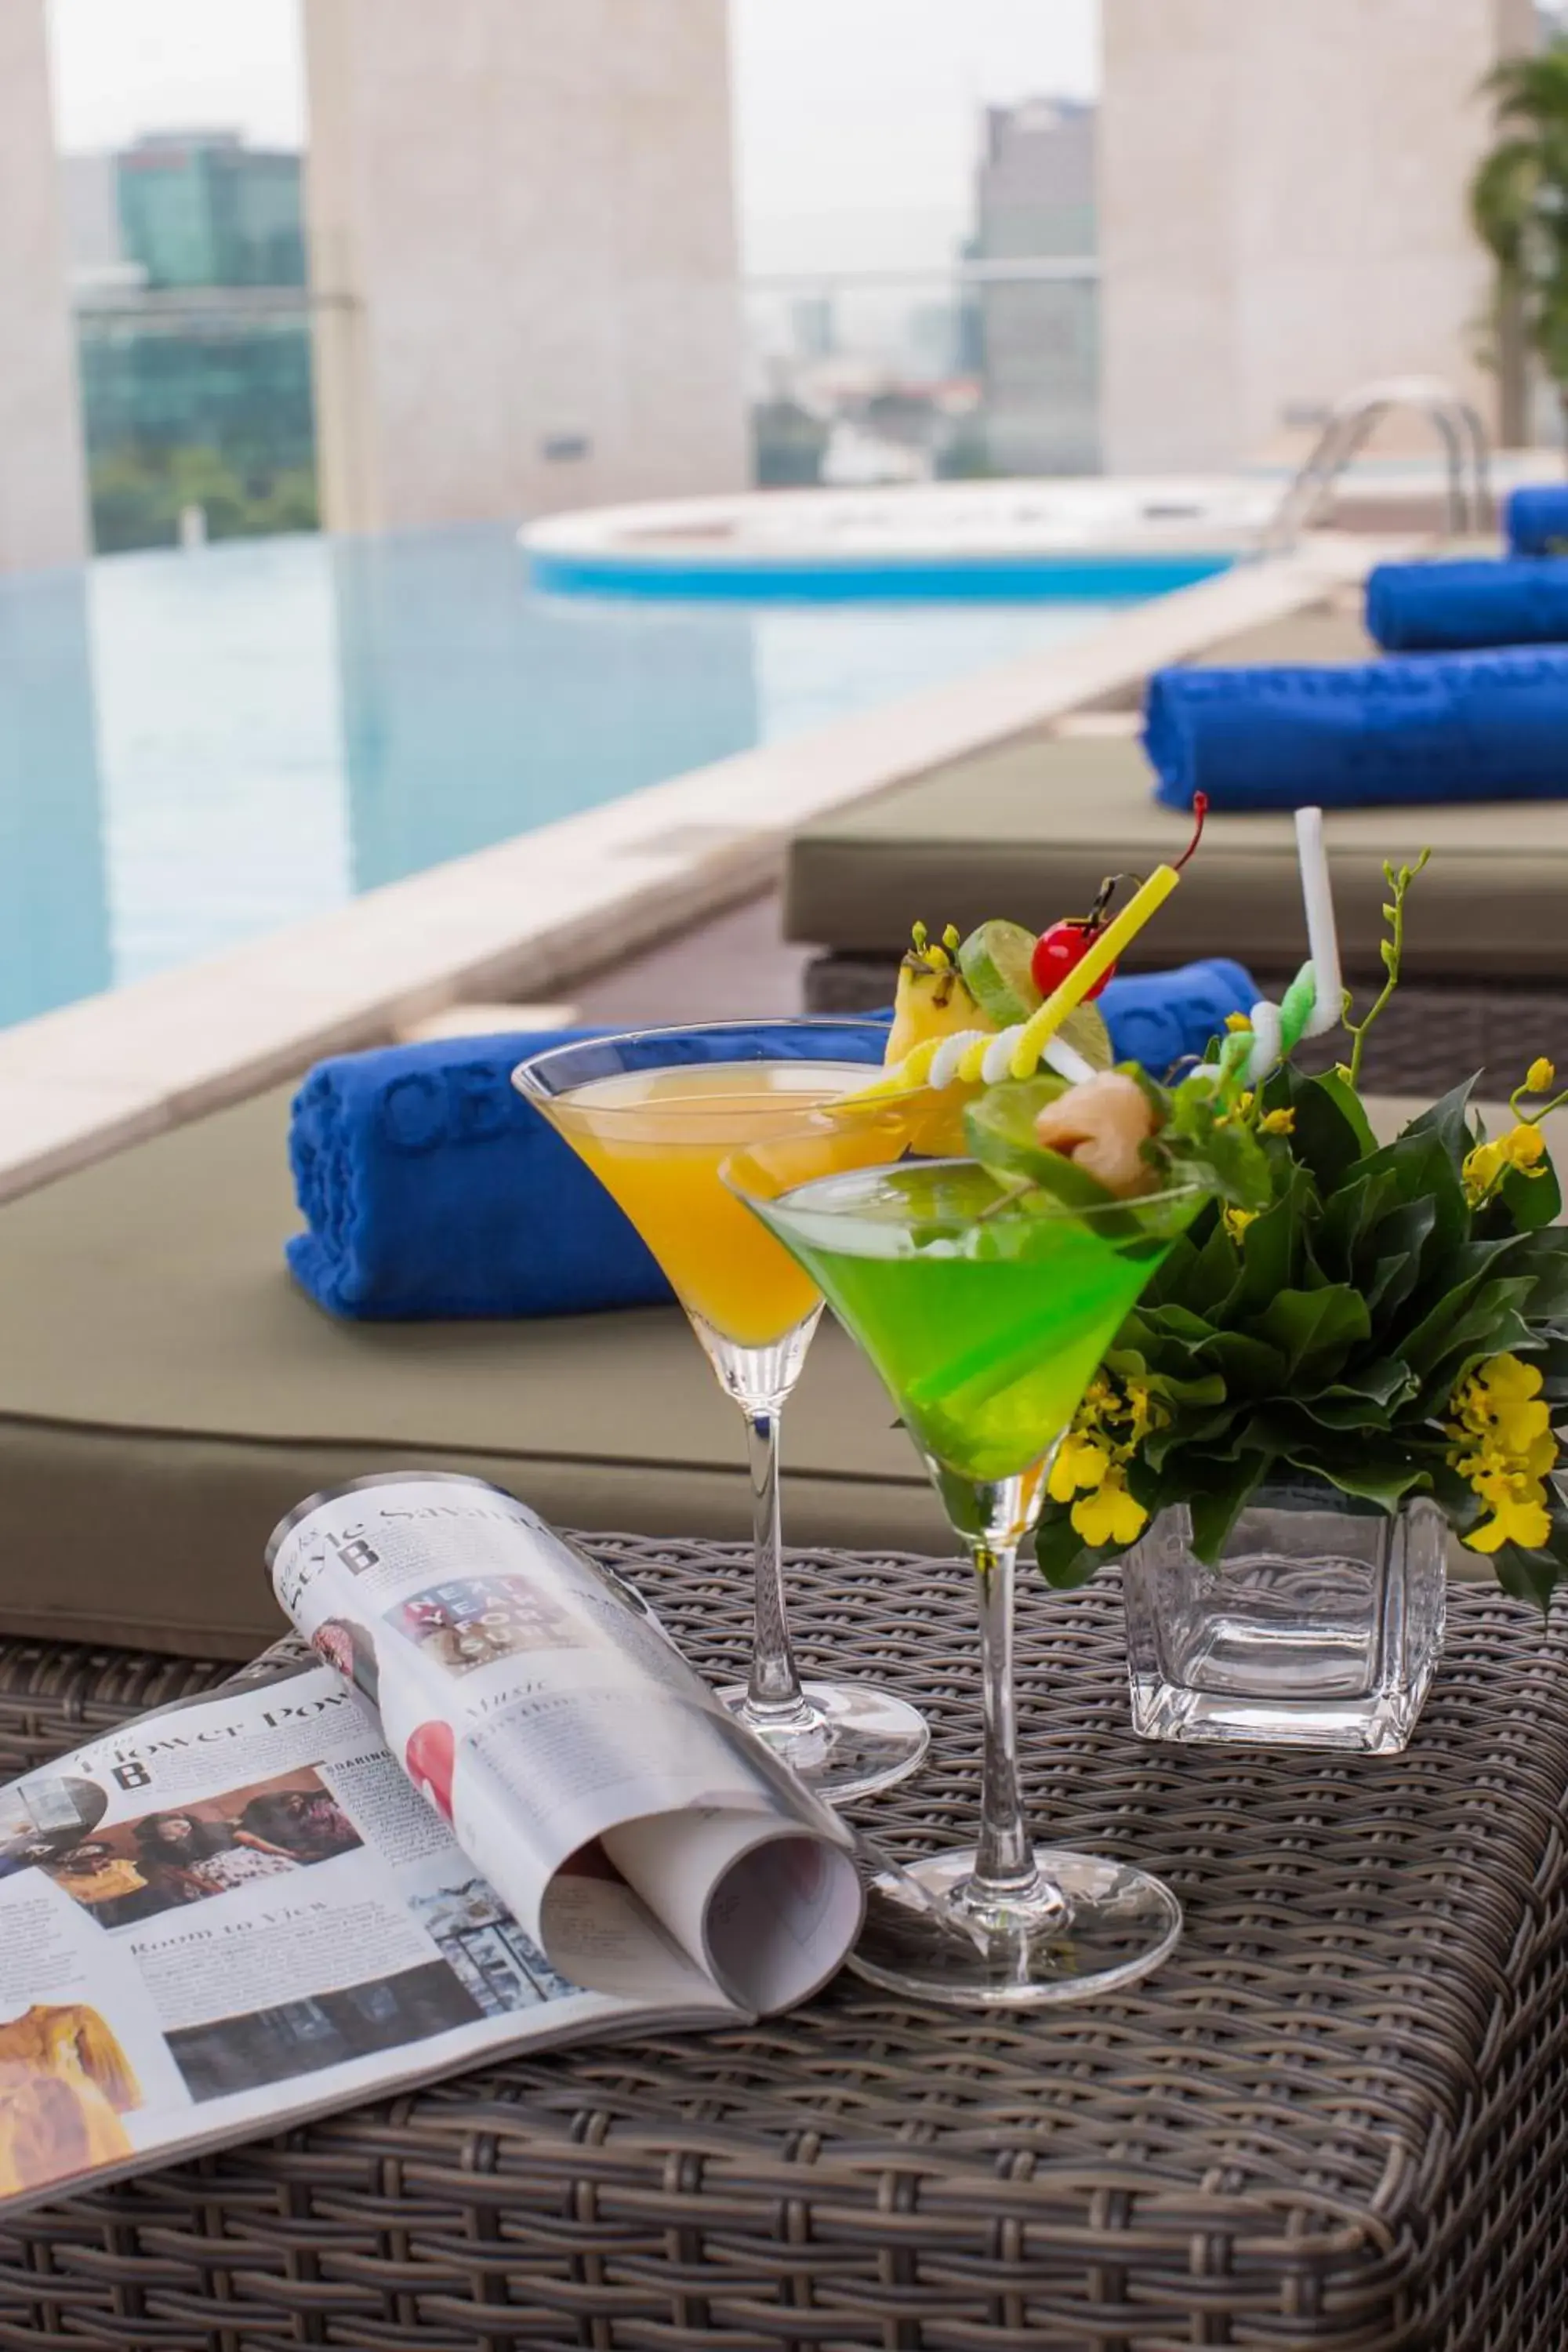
[0,533,1398,1204]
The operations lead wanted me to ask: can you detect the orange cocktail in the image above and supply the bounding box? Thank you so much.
[545,1062,865,1347]
[513,1021,931,1803]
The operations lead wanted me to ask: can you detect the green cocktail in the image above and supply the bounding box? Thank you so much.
[728,1146,1200,2011]
[768,1160,1181,1486]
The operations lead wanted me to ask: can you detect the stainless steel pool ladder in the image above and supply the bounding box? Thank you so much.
[1258,376,1492,555]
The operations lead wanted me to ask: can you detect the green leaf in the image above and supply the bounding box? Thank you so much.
[1142,1302,1220,1348]
[1414,1276,1541,1412]
[1401,1073,1483,1163]
[1315,1167,1400,1287]
[1310,1068,1377,1156]
[1229,1163,1316,1311]
[1500,1158,1563,1232]
[1364,1196,1439,1316]
[1185,1457,1268,1564]
[1142,1217,1236,1319]
[1293,1391,1396,1432]
[1321,1356,1420,1410]
[1256,1285,1372,1381]
[1489,1544,1562,1615]
[1142,1406,1236,1471]
[1511,1229,1568,1320]
[1279,1446,1432,1513]
[1288,1070,1376,1192]
[1190,1327,1289,1393]
[1146,1368,1228,1410]
[1357,1130,1468,1257]
[1399,1239,1529,1378]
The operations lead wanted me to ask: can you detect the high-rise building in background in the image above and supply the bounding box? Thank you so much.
[971,98,1098,476]
[117,132,306,290]
[60,132,316,553]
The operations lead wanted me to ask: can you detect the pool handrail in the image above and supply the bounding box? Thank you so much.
[1258,376,1492,555]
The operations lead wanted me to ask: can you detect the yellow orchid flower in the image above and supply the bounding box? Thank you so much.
[1069,1470,1149,1550]
[1047,1432,1110,1504]
[1449,1355,1559,1557]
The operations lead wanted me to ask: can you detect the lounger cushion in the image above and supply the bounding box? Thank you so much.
[784,604,1568,979]
[0,1091,949,1658]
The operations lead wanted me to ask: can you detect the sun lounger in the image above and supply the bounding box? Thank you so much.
[786,602,1568,1090]
[0,1088,949,1659]
[0,1072,1508,1661]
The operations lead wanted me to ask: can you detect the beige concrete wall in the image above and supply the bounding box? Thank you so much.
[1101,0,1530,473]
[0,0,87,571]
[303,0,746,533]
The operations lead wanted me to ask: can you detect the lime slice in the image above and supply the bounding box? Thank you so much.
[964,1079,1127,1218]
[963,1076,1072,1185]
[1054,1002,1113,1073]
[957,920,1044,1027]
[957,924,1115,1071]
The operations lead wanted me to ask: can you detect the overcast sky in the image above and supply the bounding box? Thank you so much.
[46,0,1098,270]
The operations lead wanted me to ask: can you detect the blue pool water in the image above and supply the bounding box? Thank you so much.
[0,524,1143,1030]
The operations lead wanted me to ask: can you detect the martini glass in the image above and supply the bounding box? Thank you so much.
[725,1146,1200,2007]
[513,1021,931,1802]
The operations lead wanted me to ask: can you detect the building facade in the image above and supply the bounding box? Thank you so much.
[1099,0,1540,472]
[117,132,307,292]
[302,0,747,531]
[972,98,1098,476]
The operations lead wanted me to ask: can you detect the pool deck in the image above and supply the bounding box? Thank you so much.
[0,530,1396,1203]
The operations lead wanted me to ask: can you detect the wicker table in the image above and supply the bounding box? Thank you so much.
[2,1541,1566,2352]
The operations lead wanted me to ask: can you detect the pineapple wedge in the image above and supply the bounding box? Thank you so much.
[884,922,996,1066]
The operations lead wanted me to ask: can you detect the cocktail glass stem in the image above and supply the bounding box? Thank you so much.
[926,1459,1061,1930]
[971,1542,1037,1898]
[741,1399,808,1724]
[699,1313,820,1734]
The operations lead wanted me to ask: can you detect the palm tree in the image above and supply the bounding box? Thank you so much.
[1471,43,1568,448]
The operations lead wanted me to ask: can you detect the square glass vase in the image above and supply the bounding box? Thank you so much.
[1120,1482,1446,1753]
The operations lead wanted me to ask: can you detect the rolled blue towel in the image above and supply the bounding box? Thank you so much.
[1143,647,1568,811]
[1099,960,1255,1076]
[287,1021,884,1321]
[287,976,1256,1321]
[288,1029,673,1320]
[1506,485,1568,557]
[1366,557,1568,652]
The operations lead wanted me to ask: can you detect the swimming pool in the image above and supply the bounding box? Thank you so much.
[0,523,1148,1031]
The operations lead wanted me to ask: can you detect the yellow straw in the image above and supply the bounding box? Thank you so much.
[1008,864,1180,1077]
[837,861,1184,1107]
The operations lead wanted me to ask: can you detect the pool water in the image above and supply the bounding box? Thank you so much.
[0,524,1138,1030]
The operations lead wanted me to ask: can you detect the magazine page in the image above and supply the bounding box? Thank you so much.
[0,1645,731,2223]
[267,1474,864,2012]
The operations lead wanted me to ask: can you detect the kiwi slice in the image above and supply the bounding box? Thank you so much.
[956,920,1044,1027]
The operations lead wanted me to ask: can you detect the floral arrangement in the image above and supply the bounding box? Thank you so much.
[1029,857,1568,1610]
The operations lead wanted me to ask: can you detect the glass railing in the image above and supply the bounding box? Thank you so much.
[70,262,1101,553]
[743,259,1099,489]
[73,289,324,554]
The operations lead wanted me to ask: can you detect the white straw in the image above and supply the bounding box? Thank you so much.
[1294,806,1344,1038]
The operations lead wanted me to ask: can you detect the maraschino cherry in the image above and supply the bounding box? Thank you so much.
[1029,794,1208,1002]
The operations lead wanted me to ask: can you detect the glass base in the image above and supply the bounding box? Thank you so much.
[847,1845,1182,2009]
[716,1679,929,1802]
[1122,1487,1447,1754]
[1127,1672,1434,1752]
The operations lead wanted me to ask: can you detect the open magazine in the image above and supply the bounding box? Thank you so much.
[0,1474,862,2220]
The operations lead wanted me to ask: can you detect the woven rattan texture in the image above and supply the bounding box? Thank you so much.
[804,954,1568,1101]
[2,1547,1566,2352]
